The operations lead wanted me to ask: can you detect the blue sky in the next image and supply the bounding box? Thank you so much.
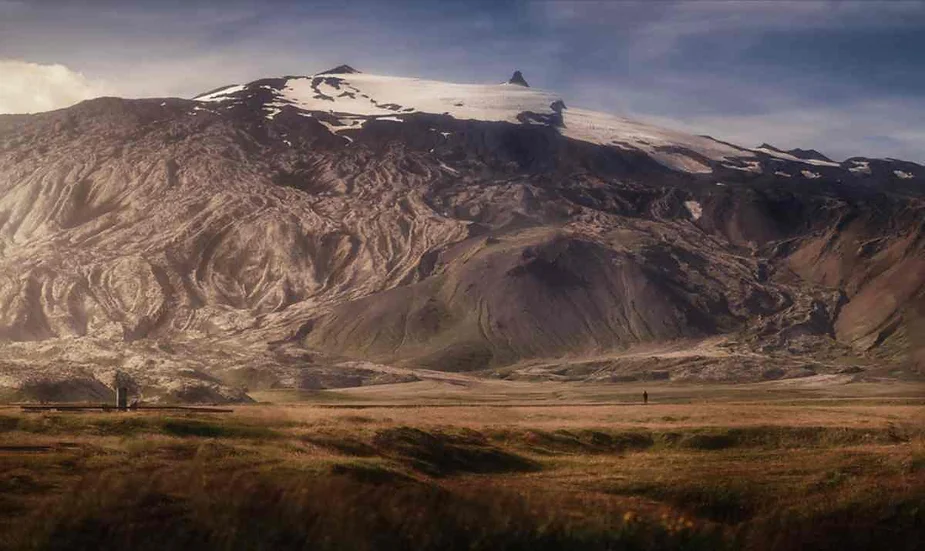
[1,0,924,162]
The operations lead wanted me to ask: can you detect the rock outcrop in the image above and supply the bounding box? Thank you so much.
[508,70,530,87]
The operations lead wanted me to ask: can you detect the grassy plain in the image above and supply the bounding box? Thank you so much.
[1,379,923,550]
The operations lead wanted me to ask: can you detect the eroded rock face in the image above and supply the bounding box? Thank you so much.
[0,82,923,401]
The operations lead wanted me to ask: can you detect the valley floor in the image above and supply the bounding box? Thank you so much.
[1,381,923,550]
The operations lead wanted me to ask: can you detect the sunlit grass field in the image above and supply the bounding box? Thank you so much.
[1,381,923,550]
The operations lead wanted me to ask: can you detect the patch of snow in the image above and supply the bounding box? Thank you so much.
[196,84,246,102]
[894,170,914,179]
[438,162,459,175]
[849,160,871,175]
[316,117,365,134]
[562,108,737,173]
[440,132,452,138]
[653,153,712,174]
[684,200,702,221]
[375,116,403,123]
[775,171,792,177]
[277,73,560,125]
[715,182,726,186]
[160,102,167,107]
[283,140,292,147]
[723,162,760,173]
[318,121,340,134]
[805,158,840,167]
[801,170,821,179]
[264,107,281,120]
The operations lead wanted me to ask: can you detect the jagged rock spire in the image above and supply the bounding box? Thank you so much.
[508,70,529,87]
[322,65,360,75]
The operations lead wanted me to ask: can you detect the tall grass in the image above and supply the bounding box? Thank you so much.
[0,407,922,551]
[4,465,727,551]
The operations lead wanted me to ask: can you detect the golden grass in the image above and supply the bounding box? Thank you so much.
[0,389,923,550]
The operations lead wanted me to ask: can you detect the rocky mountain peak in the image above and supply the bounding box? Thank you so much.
[508,70,529,87]
[321,64,360,75]
[757,143,834,163]
[787,148,833,163]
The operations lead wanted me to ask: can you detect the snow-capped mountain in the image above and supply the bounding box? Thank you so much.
[193,66,773,174]
[194,67,924,181]
[0,67,922,402]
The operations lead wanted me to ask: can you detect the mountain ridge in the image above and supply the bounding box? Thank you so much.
[0,68,922,403]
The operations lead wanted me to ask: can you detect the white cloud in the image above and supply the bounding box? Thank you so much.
[0,59,111,114]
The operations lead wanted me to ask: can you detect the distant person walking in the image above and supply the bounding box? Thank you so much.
[643,390,648,405]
